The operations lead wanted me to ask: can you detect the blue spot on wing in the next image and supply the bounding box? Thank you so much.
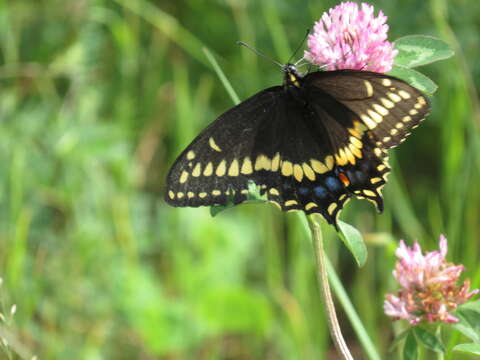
[325,177,343,192]
[298,187,310,196]
[314,186,328,198]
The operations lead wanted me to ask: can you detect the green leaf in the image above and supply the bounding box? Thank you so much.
[404,331,418,360]
[413,327,445,353]
[453,343,480,356]
[389,328,411,352]
[457,299,480,313]
[210,180,268,217]
[394,35,455,68]
[337,220,368,267]
[453,309,480,343]
[389,65,437,95]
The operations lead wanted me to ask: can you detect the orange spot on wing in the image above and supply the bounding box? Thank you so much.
[338,172,350,187]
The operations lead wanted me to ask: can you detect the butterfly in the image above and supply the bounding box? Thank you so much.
[165,63,430,228]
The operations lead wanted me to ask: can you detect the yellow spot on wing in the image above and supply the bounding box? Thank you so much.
[168,191,174,199]
[179,171,189,184]
[325,155,334,170]
[199,192,207,198]
[209,137,222,152]
[382,78,392,87]
[310,159,328,174]
[285,200,298,206]
[186,150,195,160]
[387,92,402,103]
[212,190,221,196]
[373,104,389,116]
[241,157,253,175]
[187,192,194,198]
[228,158,239,176]
[344,148,356,165]
[327,202,337,214]
[360,114,377,129]
[335,149,348,166]
[398,90,411,99]
[255,154,271,171]
[364,80,373,96]
[302,163,316,181]
[269,188,280,196]
[368,109,383,123]
[305,202,317,211]
[271,153,280,171]
[281,161,293,176]
[349,144,362,158]
[348,128,361,138]
[380,97,395,109]
[402,115,412,122]
[293,164,303,182]
[192,163,201,177]
[350,136,363,149]
[216,160,226,176]
[364,190,377,197]
[203,162,213,176]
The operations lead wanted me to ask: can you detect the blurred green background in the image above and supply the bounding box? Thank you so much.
[0,0,478,359]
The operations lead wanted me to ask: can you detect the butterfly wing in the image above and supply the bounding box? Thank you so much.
[165,86,285,207]
[304,70,430,149]
[165,70,430,228]
[297,69,430,217]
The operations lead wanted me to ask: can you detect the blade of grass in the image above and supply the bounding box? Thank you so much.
[203,47,240,105]
[113,0,212,67]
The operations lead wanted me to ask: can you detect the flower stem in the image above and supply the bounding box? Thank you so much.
[436,326,444,360]
[307,215,354,360]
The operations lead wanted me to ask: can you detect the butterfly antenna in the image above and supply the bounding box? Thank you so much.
[237,41,283,68]
[288,29,310,64]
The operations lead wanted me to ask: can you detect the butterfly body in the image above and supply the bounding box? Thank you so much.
[165,64,430,227]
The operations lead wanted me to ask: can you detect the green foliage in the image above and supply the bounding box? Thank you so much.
[0,0,478,359]
[337,220,368,267]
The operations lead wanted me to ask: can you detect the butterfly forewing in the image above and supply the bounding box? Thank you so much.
[305,70,430,150]
[165,87,283,207]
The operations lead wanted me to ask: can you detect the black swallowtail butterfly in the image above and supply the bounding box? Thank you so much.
[165,64,430,227]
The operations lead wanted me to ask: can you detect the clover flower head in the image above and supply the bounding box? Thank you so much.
[384,235,479,325]
[305,2,397,72]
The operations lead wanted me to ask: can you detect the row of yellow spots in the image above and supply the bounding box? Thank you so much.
[179,152,349,185]
[269,197,339,217]
[168,187,250,201]
[333,122,365,167]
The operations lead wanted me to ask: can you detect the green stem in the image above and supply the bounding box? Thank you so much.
[307,215,354,360]
[436,326,444,360]
[325,257,382,360]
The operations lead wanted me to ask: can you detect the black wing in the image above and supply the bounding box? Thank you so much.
[165,70,430,227]
[165,86,284,208]
[165,84,354,226]
[304,70,430,149]
[297,69,430,218]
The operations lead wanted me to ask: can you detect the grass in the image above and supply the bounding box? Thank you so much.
[0,0,479,359]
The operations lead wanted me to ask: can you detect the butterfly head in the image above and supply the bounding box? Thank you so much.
[283,63,302,88]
